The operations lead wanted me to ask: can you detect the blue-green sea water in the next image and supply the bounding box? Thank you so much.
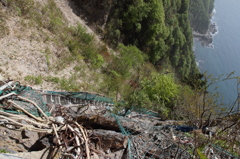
[194,0,240,106]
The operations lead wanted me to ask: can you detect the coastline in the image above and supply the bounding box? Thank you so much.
[193,22,218,48]
[193,9,218,48]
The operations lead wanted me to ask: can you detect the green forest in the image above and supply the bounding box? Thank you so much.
[2,0,240,157]
[98,0,215,116]
[189,0,215,33]
[105,0,199,79]
[3,0,215,117]
[104,0,214,80]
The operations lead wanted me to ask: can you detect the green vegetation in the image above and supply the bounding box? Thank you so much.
[45,76,82,92]
[128,73,180,117]
[197,149,208,159]
[100,44,147,101]
[7,0,212,118]
[66,24,104,68]
[4,0,65,35]
[24,75,43,85]
[0,10,9,38]
[4,0,240,156]
[105,0,198,79]
[213,136,240,156]
[42,47,51,68]
[2,0,219,120]
[6,0,105,91]
[0,149,9,153]
[189,0,215,34]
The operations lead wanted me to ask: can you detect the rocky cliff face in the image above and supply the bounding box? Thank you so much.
[69,0,113,29]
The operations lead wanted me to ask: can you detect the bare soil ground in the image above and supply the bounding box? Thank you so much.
[0,0,106,157]
[0,0,103,90]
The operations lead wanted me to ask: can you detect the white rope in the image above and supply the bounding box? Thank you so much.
[0,110,49,128]
[0,92,16,100]
[17,95,49,121]
[0,115,51,133]
[7,100,45,122]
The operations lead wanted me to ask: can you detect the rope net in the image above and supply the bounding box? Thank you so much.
[0,81,49,117]
[111,114,193,159]
[45,91,114,105]
[0,80,239,158]
[110,114,239,159]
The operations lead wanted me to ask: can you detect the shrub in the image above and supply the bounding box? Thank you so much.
[129,73,180,116]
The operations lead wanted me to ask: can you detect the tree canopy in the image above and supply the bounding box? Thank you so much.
[105,0,199,79]
[189,0,215,34]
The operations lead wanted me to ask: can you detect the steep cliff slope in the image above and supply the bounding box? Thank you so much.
[0,0,107,92]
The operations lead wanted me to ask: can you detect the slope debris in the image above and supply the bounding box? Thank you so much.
[0,80,192,159]
[0,80,238,159]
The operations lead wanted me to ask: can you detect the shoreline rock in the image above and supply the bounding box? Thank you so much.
[193,22,218,48]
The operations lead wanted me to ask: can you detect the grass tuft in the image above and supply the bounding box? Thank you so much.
[24,75,43,85]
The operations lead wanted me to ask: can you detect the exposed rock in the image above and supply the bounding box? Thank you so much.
[0,146,17,154]
[193,33,213,47]
[0,127,28,153]
[3,148,51,159]
[0,153,25,159]
[0,0,7,7]
[29,135,52,151]
[89,129,128,152]
[21,130,38,139]
[193,22,218,48]
[77,114,153,134]
[69,0,113,28]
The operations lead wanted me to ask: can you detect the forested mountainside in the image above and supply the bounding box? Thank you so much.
[1,1,240,157]
[73,0,198,79]
[74,0,215,83]
[69,0,211,116]
[189,0,215,34]
[0,0,213,118]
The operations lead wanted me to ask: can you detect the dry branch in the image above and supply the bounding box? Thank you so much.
[0,110,49,128]
[17,95,49,121]
[7,100,45,123]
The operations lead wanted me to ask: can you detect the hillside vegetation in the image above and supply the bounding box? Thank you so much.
[1,0,240,157]
[189,0,215,34]
[0,0,210,118]
[104,0,199,78]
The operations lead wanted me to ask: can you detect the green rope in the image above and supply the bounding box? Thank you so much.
[210,144,240,158]
[0,83,50,117]
[47,91,114,104]
[111,114,132,159]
